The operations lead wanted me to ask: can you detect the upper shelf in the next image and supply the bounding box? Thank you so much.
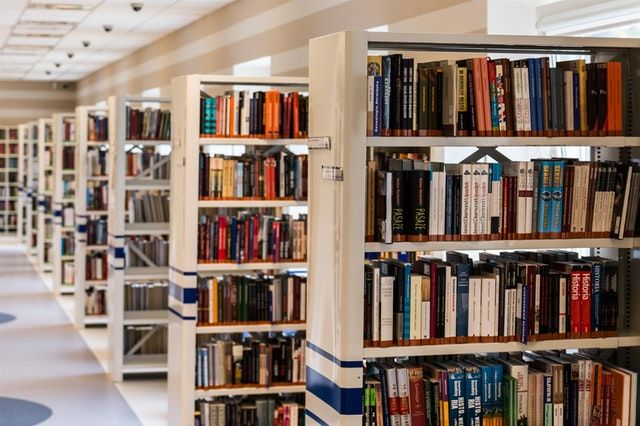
[365,237,640,252]
[367,136,640,148]
[199,138,307,146]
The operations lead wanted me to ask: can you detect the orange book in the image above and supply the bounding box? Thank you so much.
[615,62,623,135]
[472,58,486,135]
[264,92,273,139]
[228,93,235,137]
[273,91,281,138]
[480,58,492,135]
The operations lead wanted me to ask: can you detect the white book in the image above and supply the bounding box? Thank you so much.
[480,277,493,337]
[559,276,567,334]
[468,277,482,337]
[471,164,481,237]
[437,170,446,237]
[429,169,438,238]
[384,172,392,243]
[513,63,523,132]
[421,301,430,340]
[241,90,251,135]
[395,367,412,425]
[521,63,532,132]
[461,164,473,236]
[564,71,574,132]
[372,266,381,344]
[492,275,500,338]
[300,281,306,321]
[510,288,518,337]
[477,164,489,237]
[409,274,422,341]
[385,366,401,425]
[444,267,452,338]
[577,359,585,425]
[380,276,395,344]
[447,275,457,338]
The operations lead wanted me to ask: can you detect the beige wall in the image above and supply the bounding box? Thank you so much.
[77,0,488,105]
[0,81,76,126]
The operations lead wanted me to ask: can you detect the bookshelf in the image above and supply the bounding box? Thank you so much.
[25,121,38,257]
[305,31,640,424]
[52,113,76,294]
[0,125,19,236]
[36,117,53,272]
[106,95,172,381]
[168,75,309,425]
[74,106,109,327]
[17,124,29,244]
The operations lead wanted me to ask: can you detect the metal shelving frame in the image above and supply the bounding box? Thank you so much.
[36,117,53,272]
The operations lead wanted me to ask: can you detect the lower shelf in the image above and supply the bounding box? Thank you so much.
[363,330,640,358]
[124,266,169,280]
[196,322,306,334]
[123,310,168,325]
[194,383,305,398]
[122,353,167,374]
[84,315,108,326]
[60,285,74,295]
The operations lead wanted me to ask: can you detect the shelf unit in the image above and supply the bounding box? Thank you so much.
[36,117,53,272]
[305,31,640,424]
[17,124,29,245]
[52,113,76,294]
[0,125,19,236]
[168,75,309,426]
[25,121,38,257]
[74,106,109,327]
[106,94,172,381]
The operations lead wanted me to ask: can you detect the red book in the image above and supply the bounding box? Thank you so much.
[571,271,582,335]
[580,267,592,334]
[292,92,300,138]
[406,366,427,424]
[253,216,260,261]
[472,58,486,135]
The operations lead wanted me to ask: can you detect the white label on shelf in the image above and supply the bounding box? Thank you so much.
[308,136,331,149]
[321,165,343,181]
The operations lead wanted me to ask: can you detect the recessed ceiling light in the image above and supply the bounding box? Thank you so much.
[67,52,74,58]
[45,70,52,75]
[13,21,74,36]
[82,40,90,47]
[29,3,89,11]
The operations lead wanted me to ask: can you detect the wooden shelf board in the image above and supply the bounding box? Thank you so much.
[197,262,307,272]
[194,384,305,398]
[84,315,108,325]
[365,238,639,252]
[85,245,108,251]
[124,222,169,235]
[196,322,306,334]
[199,138,307,146]
[123,266,169,280]
[363,331,640,358]
[124,179,170,190]
[122,354,167,374]
[198,199,307,208]
[123,310,168,325]
[124,139,171,146]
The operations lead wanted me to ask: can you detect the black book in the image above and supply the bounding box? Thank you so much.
[586,63,599,133]
[596,63,608,134]
[388,158,407,242]
[389,54,403,135]
[382,55,392,135]
[406,164,429,240]
[404,58,414,133]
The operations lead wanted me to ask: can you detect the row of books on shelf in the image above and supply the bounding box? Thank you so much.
[62,146,75,169]
[196,397,304,426]
[197,213,307,264]
[198,152,308,201]
[125,325,167,355]
[364,250,617,348]
[0,215,17,226]
[62,180,76,200]
[125,106,171,141]
[86,182,107,210]
[195,335,305,389]
[0,158,19,168]
[128,193,169,223]
[0,128,18,140]
[61,235,74,255]
[85,287,106,315]
[87,149,107,176]
[124,281,168,311]
[368,154,640,243]
[0,187,18,197]
[125,236,169,267]
[63,120,75,143]
[59,206,74,227]
[126,150,170,178]
[86,218,107,245]
[0,144,18,153]
[200,91,308,139]
[86,252,107,280]
[367,55,625,137]
[62,261,74,285]
[365,352,637,426]
[88,114,108,142]
[196,273,306,326]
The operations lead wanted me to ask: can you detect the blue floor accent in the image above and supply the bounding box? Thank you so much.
[0,397,52,426]
[0,312,16,324]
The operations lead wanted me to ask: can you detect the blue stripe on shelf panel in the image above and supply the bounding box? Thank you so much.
[305,409,329,426]
[168,306,196,321]
[53,211,62,217]
[169,265,197,276]
[306,367,362,416]
[107,233,125,238]
[306,341,362,369]
[109,247,125,259]
[169,281,197,304]
[76,225,87,233]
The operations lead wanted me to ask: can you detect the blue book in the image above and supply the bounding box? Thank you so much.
[537,160,553,235]
[535,58,544,133]
[550,161,565,234]
[458,362,482,426]
[442,362,466,426]
[382,56,392,133]
[573,73,580,131]
[493,363,504,423]
[489,163,502,235]
[527,58,538,133]
[401,262,411,341]
[489,62,500,131]
[584,258,603,331]
[230,217,237,260]
[472,360,494,422]
[373,75,382,136]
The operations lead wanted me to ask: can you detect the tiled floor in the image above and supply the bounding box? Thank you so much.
[0,244,168,425]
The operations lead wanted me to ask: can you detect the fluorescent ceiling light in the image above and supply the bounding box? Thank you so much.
[2,45,51,55]
[28,2,89,11]
[13,21,75,36]
[6,35,62,47]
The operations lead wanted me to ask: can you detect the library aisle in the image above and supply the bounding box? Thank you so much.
[0,244,160,426]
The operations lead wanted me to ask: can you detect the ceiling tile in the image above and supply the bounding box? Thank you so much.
[6,34,61,46]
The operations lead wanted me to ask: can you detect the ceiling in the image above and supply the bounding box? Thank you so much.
[0,0,234,81]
